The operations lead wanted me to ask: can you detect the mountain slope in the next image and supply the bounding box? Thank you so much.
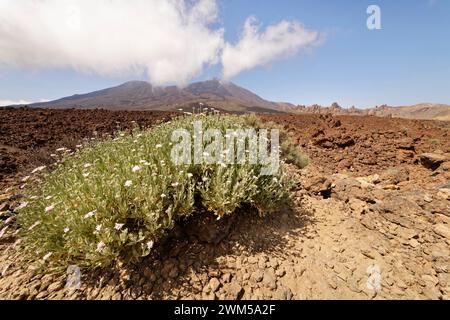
[27,79,279,113]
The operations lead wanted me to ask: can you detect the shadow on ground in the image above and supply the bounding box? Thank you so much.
[81,203,315,299]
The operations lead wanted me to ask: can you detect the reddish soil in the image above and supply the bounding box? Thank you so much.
[1,109,450,300]
[0,108,174,188]
[261,113,450,175]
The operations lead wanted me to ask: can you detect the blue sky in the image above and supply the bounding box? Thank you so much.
[0,0,449,108]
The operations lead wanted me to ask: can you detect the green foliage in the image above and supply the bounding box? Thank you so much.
[244,114,309,169]
[17,114,307,270]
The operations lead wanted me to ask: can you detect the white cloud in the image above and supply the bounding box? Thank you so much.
[0,99,31,106]
[0,99,48,106]
[0,1,322,85]
[0,0,224,86]
[222,17,321,80]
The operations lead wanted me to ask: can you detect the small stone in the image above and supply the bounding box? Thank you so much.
[202,292,216,300]
[361,249,377,260]
[258,257,267,269]
[209,277,221,292]
[226,283,243,300]
[222,273,231,283]
[275,268,286,277]
[247,256,258,264]
[251,270,264,283]
[262,270,277,290]
[35,291,49,300]
[408,239,420,248]
[47,281,64,293]
[434,224,450,240]
[111,292,122,300]
[268,258,279,269]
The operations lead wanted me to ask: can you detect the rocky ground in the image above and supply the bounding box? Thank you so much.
[0,109,449,300]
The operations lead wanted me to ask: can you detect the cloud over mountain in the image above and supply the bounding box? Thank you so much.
[0,0,321,85]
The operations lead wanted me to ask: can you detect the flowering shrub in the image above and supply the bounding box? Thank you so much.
[17,114,306,269]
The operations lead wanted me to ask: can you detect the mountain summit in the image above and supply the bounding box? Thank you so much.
[28,79,280,113]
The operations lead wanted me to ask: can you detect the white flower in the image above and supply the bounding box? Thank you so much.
[45,204,55,212]
[171,182,179,187]
[124,180,133,187]
[95,224,102,232]
[179,170,184,174]
[84,210,96,219]
[273,177,278,183]
[31,166,46,174]
[45,195,53,200]
[202,152,210,157]
[147,241,154,250]
[76,144,83,148]
[21,176,30,182]
[16,202,28,210]
[120,133,125,137]
[56,147,67,152]
[82,172,90,177]
[151,172,157,177]
[187,173,193,178]
[114,223,124,230]
[155,144,163,149]
[43,252,52,261]
[63,227,70,234]
[136,134,143,138]
[50,154,57,157]
[161,193,167,198]
[202,177,208,182]
[132,165,141,173]
[28,221,41,231]
[96,241,106,252]
[139,160,148,164]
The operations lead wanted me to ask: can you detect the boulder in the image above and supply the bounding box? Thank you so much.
[420,153,449,170]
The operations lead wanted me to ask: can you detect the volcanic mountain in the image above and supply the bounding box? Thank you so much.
[24,79,282,113]
[6,79,450,120]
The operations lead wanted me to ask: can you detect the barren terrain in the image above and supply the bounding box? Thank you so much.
[1,108,449,300]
